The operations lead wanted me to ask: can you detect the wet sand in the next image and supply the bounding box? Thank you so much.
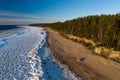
[46,28,120,80]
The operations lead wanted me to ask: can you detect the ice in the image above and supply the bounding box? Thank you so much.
[38,34,82,80]
[0,27,45,80]
[0,26,82,80]
[0,27,27,38]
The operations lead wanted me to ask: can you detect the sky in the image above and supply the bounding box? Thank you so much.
[0,0,120,25]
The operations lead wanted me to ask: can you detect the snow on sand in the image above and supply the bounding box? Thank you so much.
[0,27,45,80]
[0,26,81,80]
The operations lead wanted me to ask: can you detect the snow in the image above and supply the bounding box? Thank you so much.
[0,26,82,80]
[0,27,45,80]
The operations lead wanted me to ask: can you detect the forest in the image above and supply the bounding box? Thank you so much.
[30,14,120,50]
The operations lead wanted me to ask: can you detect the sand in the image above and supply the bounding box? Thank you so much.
[46,28,120,80]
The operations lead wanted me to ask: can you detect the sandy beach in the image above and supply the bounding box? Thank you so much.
[46,28,120,80]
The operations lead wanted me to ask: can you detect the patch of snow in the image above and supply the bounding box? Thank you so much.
[0,41,4,44]
[38,34,82,80]
[0,27,45,80]
[0,26,82,80]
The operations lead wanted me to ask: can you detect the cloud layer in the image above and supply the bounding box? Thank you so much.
[0,11,57,25]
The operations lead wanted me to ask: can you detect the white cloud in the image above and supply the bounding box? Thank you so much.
[0,11,48,25]
[0,10,47,19]
[0,18,42,25]
[0,18,57,25]
[0,10,64,25]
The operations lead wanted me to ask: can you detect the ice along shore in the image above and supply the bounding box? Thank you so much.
[0,26,81,80]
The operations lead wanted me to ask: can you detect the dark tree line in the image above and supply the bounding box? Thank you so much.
[30,14,120,50]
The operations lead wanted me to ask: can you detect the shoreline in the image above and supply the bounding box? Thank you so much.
[46,28,120,80]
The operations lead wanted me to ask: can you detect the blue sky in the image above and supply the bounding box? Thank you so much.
[0,0,120,25]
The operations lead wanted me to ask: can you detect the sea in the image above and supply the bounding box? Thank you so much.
[0,25,82,80]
